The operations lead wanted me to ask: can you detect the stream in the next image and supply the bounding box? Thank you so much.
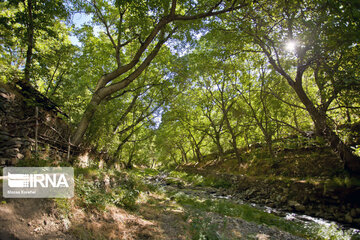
[144,172,360,239]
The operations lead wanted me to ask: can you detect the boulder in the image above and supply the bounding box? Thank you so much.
[288,200,306,212]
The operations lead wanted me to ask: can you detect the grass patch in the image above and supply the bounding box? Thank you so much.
[187,210,229,240]
[74,167,100,178]
[166,170,232,188]
[54,198,72,219]
[129,168,159,177]
[169,192,356,240]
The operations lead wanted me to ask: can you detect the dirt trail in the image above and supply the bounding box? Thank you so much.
[0,183,75,240]
[0,182,189,240]
[0,175,309,240]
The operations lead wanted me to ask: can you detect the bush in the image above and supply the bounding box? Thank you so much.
[188,211,228,240]
[74,169,142,211]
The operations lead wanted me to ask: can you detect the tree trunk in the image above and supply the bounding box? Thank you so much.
[24,0,34,84]
[188,130,204,163]
[71,93,103,145]
[292,82,360,174]
[264,134,274,156]
[224,115,242,163]
[69,2,245,146]
[215,134,224,161]
[178,144,188,163]
[195,146,202,163]
[126,143,136,169]
[126,154,133,169]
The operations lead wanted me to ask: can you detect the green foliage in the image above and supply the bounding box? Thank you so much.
[324,176,360,193]
[0,0,71,84]
[16,155,51,167]
[165,170,231,188]
[2,0,359,181]
[74,169,143,211]
[308,223,355,240]
[171,193,305,237]
[352,146,360,157]
[54,198,71,219]
[188,211,229,240]
[168,170,188,179]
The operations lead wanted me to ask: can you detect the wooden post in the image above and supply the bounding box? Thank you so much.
[35,106,38,153]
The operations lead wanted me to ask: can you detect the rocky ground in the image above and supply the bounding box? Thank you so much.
[181,166,360,229]
[144,171,360,239]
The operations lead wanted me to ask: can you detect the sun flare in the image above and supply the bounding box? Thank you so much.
[285,40,297,52]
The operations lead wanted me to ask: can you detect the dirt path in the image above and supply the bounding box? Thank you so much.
[0,182,190,239]
[0,183,75,240]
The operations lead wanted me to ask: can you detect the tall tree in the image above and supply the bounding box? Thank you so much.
[0,0,69,85]
[71,0,246,145]
[227,0,360,173]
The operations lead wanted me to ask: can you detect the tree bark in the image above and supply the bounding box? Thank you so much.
[256,39,360,174]
[24,0,34,84]
[187,129,204,162]
[224,114,242,162]
[292,82,360,174]
[178,143,188,163]
[214,133,224,161]
[71,93,103,145]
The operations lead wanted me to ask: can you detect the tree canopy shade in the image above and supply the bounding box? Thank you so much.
[1,0,360,174]
[70,0,247,145]
[233,0,360,173]
[0,0,70,84]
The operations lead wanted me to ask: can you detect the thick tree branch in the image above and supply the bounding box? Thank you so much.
[254,37,295,87]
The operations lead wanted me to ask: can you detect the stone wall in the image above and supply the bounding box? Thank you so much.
[0,85,74,166]
[0,84,116,168]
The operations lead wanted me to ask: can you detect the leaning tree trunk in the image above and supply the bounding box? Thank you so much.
[71,93,103,145]
[293,82,360,174]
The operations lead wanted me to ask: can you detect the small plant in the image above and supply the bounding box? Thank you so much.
[307,222,354,240]
[351,145,360,157]
[74,169,143,211]
[55,198,71,218]
[16,154,49,167]
[188,211,228,240]
[169,170,188,179]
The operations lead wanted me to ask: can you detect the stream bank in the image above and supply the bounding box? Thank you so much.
[180,167,360,229]
[142,170,360,239]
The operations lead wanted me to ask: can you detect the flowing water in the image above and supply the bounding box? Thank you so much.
[145,172,360,239]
